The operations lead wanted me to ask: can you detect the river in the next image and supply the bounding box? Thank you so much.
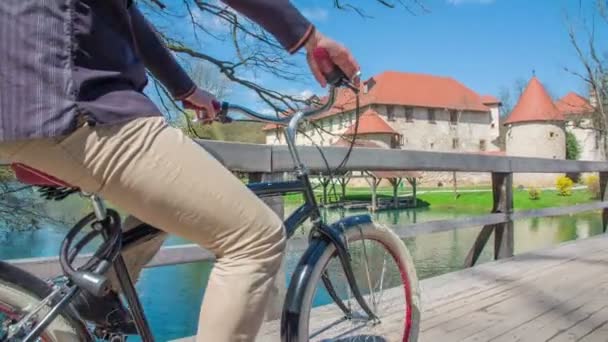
[0,199,603,341]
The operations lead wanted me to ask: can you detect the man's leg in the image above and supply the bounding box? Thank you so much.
[1,117,286,341]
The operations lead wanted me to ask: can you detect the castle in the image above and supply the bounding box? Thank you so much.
[263,71,603,187]
[504,76,602,186]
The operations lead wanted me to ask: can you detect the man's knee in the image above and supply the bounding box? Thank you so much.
[227,212,286,269]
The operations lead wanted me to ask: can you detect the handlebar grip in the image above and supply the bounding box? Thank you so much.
[216,101,232,124]
[312,47,348,87]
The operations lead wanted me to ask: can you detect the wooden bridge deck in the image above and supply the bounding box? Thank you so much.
[177,234,608,341]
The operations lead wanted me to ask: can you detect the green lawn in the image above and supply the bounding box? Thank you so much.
[419,188,594,212]
[284,186,596,212]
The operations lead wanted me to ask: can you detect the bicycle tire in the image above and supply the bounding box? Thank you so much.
[290,221,420,342]
[0,261,90,341]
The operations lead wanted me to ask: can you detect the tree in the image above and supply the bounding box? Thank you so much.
[496,77,530,150]
[565,1,608,158]
[566,130,581,160]
[141,0,428,117]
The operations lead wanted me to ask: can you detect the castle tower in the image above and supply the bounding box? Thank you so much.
[505,77,566,186]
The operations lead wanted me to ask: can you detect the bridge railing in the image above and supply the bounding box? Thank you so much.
[8,140,608,292]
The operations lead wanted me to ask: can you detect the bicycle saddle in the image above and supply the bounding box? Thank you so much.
[11,163,76,188]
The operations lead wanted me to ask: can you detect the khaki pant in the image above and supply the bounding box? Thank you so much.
[0,117,286,341]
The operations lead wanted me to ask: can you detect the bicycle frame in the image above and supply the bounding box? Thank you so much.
[8,85,378,342]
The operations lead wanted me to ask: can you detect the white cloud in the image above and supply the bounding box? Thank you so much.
[301,7,329,22]
[298,89,315,100]
[446,0,494,5]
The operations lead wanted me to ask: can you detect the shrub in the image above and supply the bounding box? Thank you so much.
[566,131,581,160]
[585,174,600,199]
[528,187,541,200]
[556,175,574,196]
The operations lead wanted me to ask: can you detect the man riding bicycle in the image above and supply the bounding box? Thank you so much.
[0,0,359,341]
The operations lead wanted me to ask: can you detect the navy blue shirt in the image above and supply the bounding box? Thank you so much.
[0,0,312,142]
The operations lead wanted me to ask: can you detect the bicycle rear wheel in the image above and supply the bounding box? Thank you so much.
[0,261,89,341]
[294,222,420,342]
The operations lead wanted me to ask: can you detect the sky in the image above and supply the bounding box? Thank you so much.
[146,0,608,113]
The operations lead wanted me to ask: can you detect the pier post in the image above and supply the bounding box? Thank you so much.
[493,172,514,260]
[464,172,513,267]
[600,172,608,233]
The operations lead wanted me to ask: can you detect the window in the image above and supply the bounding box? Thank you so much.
[428,108,436,123]
[404,107,413,122]
[452,138,459,149]
[479,139,487,151]
[349,112,354,123]
[449,110,458,125]
[430,142,435,149]
[338,115,344,128]
[328,118,334,129]
[387,105,395,121]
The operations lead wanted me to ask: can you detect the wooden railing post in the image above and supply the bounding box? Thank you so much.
[249,172,287,321]
[464,172,513,267]
[600,172,608,233]
[494,172,514,259]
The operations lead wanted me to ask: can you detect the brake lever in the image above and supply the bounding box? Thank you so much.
[214,100,232,124]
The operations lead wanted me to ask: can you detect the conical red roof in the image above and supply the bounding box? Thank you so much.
[504,77,564,124]
[555,92,594,116]
[343,109,398,135]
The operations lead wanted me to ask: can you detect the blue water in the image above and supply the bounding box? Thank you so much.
[0,197,604,340]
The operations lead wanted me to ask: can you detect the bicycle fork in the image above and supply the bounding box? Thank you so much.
[315,222,379,322]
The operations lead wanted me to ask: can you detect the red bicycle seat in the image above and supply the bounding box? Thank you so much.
[11,163,75,188]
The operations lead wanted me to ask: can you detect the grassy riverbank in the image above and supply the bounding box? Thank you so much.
[285,186,595,212]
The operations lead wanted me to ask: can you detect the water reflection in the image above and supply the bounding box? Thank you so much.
[0,202,603,340]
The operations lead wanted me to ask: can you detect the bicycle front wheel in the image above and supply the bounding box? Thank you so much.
[295,221,420,342]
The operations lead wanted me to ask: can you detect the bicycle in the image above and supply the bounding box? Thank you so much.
[0,48,420,342]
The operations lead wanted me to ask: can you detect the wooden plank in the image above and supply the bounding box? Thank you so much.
[5,141,608,173]
[392,213,507,238]
[196,140,272,172]
[9,244,216,280]
[269,145,608,173]
[175,235,608,342]
[493,173,514,260]
[601,172,608,233]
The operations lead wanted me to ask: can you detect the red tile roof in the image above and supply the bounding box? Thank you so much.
[555,92,594,116]
[343,109,398,136]
[481,95,501,105]
[504,77,565,124]
[329,71,491,114]
[263,71,495,131]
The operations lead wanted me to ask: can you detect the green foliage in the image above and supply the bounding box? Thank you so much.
[177,110,266,144]
[556,175,574,196]
[0,166,15,182]
[566,131,581,160]
[528,187,541,200]
[585,174,600,199]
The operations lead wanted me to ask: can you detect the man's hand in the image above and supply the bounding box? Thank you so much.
[181,88,220,124]
[304,30,360,88]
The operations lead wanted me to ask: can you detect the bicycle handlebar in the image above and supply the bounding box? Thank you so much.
[214,47,353,126]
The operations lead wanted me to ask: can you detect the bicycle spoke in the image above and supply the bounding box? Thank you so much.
[359,228,376,313]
